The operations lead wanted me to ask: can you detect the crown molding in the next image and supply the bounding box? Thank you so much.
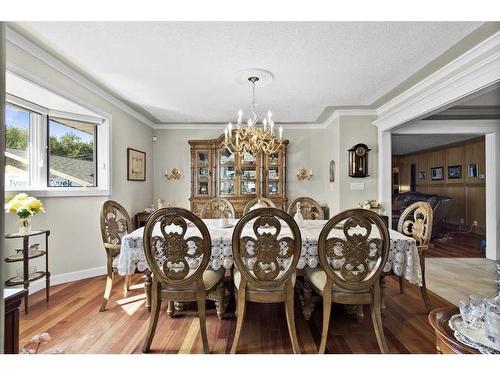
[153,109,378,130]
[5,25,156,128]
[374,31,500,131]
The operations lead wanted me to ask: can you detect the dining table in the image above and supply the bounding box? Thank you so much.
[114,218,422,312]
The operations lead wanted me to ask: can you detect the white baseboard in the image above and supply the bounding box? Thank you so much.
[28,266,106,295]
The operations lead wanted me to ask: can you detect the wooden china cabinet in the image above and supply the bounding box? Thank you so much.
[189,134,288,217]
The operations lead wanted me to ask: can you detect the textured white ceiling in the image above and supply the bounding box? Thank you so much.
[17,22,482,124]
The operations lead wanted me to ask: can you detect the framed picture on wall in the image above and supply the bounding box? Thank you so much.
[468,163,478,178]
[431,167,443,181]
[448,165,462,179]
[418,171,426,180]
[127,148,146,181]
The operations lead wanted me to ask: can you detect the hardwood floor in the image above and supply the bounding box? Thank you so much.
[428,231,484,258]
[19,274,453,354]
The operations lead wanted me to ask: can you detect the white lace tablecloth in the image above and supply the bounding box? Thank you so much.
[114,219,422,285]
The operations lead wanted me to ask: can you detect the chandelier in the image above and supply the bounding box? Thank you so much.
[224,76,283,155]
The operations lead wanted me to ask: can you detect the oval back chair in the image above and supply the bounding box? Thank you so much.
[142,207,217,354]
[200,197,236,219]
[242,197,276,215]
[231,208,302,353]
[306,208,390,353]
[397,201,433,312]
[99,200,133,311]
[288,197,324,220]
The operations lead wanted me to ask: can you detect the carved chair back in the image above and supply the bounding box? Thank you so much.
[243,197,276,215]
[232,208,302,289]
[143,207,211,288]
[397,201,433,248]
[100,200,133,248]
[318,209,390,292]
[200,197,236,219]
[288,197,324,220]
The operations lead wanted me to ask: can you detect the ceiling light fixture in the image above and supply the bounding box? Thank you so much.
[224,75,283,155]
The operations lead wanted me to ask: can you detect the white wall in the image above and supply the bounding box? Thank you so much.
[4,42,154,282]
[153,115,378,216]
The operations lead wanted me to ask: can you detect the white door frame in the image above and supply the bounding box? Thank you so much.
[374,31,500,260]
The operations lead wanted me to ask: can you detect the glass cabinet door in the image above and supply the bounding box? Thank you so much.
[265,152,281,196]
[238,151,258,196]
[219,148,236,196]
[195,150,211,197]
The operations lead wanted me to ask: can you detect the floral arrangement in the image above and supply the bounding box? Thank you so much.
[5,193,45,234]
[5,193,45,218]
[359,199,383,211]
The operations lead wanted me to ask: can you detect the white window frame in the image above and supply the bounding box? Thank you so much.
[5,91,111,198]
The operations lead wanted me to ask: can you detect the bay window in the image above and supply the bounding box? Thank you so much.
[4,71,110,196]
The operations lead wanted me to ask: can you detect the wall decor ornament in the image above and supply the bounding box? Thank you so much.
[448,165,462,179]
[165,168,181,180]
[348,143,370,178]
[296,168,312,181]
[468,163,478,178]
[418,171,427,180]
[127,148,146,181]
[329,160,335,182]
[431,167,444,181]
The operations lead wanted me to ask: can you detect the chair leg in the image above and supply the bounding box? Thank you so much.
[399,276,405,294]
[166,300,175,318]
[215,281,226,320]
[196,281,209,354]
[99,253,114,312]
[285,280,300,354]
[123,274,131,293]
[144,271,152,312]
[302,281,314,321]
[319,284,332,354]
[419,254,432,313]
[230,281,247,354]
[371,282,389,354]
[356,304,364,322]
[142,280,161,353]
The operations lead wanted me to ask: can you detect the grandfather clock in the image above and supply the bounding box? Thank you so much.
[348,143,370,177]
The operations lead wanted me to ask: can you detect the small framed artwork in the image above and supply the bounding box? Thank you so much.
[431,167,444,181]
[329,160,335,182]
[418,171,427,180]
[127,148,146,181]
[448,165,462,179]
[468,163,478,178]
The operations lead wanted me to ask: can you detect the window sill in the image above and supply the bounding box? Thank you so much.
[5,188,111,198]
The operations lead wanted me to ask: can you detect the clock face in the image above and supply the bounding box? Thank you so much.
[355,146,366,157]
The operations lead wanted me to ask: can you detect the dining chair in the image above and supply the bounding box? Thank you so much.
[288,197,324,220]
[397,201,433,312]
[142,207,224,354]
[304,208,390,353]
[200,197,236,219]
[231,207,302,354]
[242,197,276,215]
[99,200,134,312]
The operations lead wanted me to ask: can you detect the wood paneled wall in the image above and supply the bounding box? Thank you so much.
[393,137,485,234]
